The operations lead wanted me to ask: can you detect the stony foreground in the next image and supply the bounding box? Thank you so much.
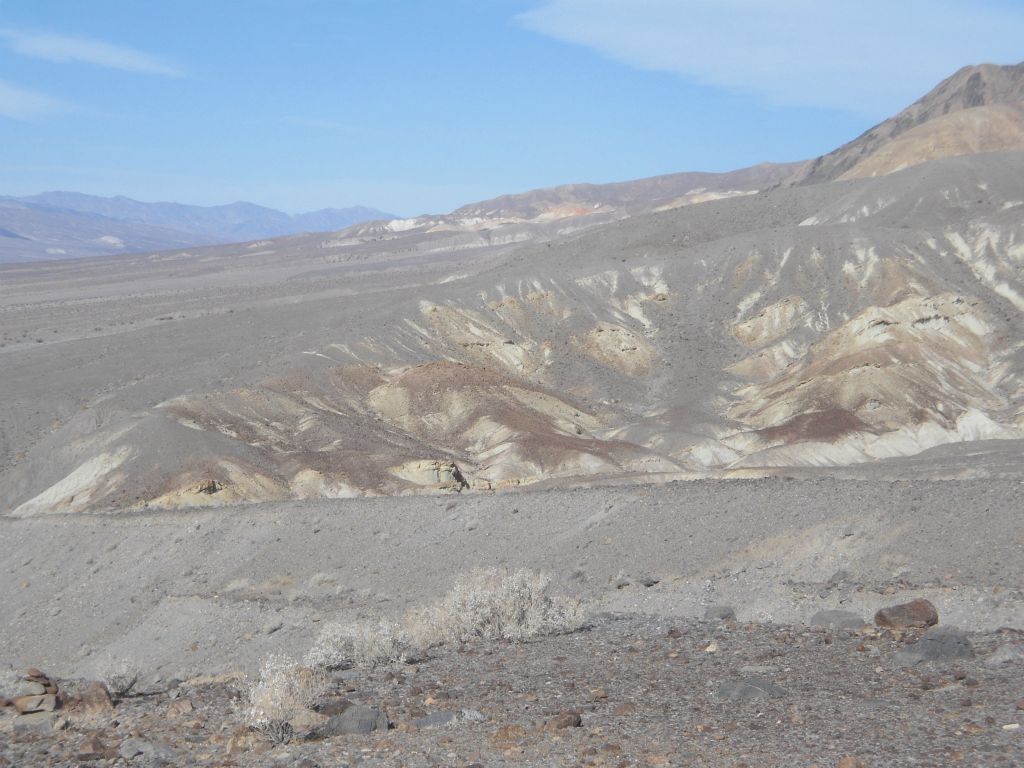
[2,614,1022,768]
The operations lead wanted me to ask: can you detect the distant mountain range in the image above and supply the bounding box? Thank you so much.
[0,193,396,263]
[6,60,1024,266]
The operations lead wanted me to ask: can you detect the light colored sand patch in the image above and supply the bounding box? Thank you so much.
[11,446,132,517]
[946,229,1024,311]
[732,296,809,348]
[289,469,362,499]
[145,463,288,510]
[577,324,656,376]
[728,338,808,382]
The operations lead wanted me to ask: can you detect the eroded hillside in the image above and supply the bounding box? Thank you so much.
[3,151,1022,515]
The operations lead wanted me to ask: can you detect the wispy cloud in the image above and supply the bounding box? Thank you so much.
[0,79,68,120]
[519,0,1024,116]
[0,28,183,76]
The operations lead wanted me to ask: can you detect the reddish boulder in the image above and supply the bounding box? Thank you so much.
[874,598,938,629]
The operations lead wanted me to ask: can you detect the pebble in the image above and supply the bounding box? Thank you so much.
[985,642,1024,666]
[545,711,583,730]
[318,704,389,735]
[119,737,177,764]
[704,605,736,621]
[262,620,284,635]
[166,698,194,718]
[13,711,67,736]
[76,733,118,761]
[717,677,787,702]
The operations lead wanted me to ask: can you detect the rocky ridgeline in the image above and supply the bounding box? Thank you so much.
[1,598,1021,766]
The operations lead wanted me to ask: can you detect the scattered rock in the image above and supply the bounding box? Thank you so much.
[545,711,583,730]
[12,693,57,714]
[490,723,528,746]
[407,706,485,728]
[810,609,867,630]
[316,697,354,717]
[827,569,851,588]
[118,737,176,765]
[739,665,779,675]
[460,708,487,723]
[318,704,389,735]
[613,702,638,716]
[705,605,736,621]
[288,708,330,738]
[985,643,1024,666]
[895,625,974,665]
[874,598,938,629]
[76,733,119,761]
[837,757,868,768]
[262,620,284,635]
[67,682,114,716]
[17,669,59,698]
[13,711,67,736]
[165,698,193,718]
[225,728,273,756]
[717,678,787,702]
[410,710,458,728]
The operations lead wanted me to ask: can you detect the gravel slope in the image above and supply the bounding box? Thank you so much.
[2,477,1021,683]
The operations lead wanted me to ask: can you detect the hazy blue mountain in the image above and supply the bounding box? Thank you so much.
[0,193,397,263]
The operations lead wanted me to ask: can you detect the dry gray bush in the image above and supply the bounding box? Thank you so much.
[94,656,140,699]
[304,618,408,670]
[305,568,586,671]
[245,654,329,744]
[405,568,586,647]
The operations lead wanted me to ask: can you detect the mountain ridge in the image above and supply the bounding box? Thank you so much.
[792,61,1024,184]
[0,192,397,263]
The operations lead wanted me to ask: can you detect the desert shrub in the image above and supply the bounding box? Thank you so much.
[304,618,408,670]
[245,654,329,744]
[305,569,586,670]
[405,568,586,648]
[94,656,139,699]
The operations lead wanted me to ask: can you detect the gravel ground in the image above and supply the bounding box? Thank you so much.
[2,614,1022,767]
[2,478,1022,683]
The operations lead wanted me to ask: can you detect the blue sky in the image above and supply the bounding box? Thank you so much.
[2,0,1023,215]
